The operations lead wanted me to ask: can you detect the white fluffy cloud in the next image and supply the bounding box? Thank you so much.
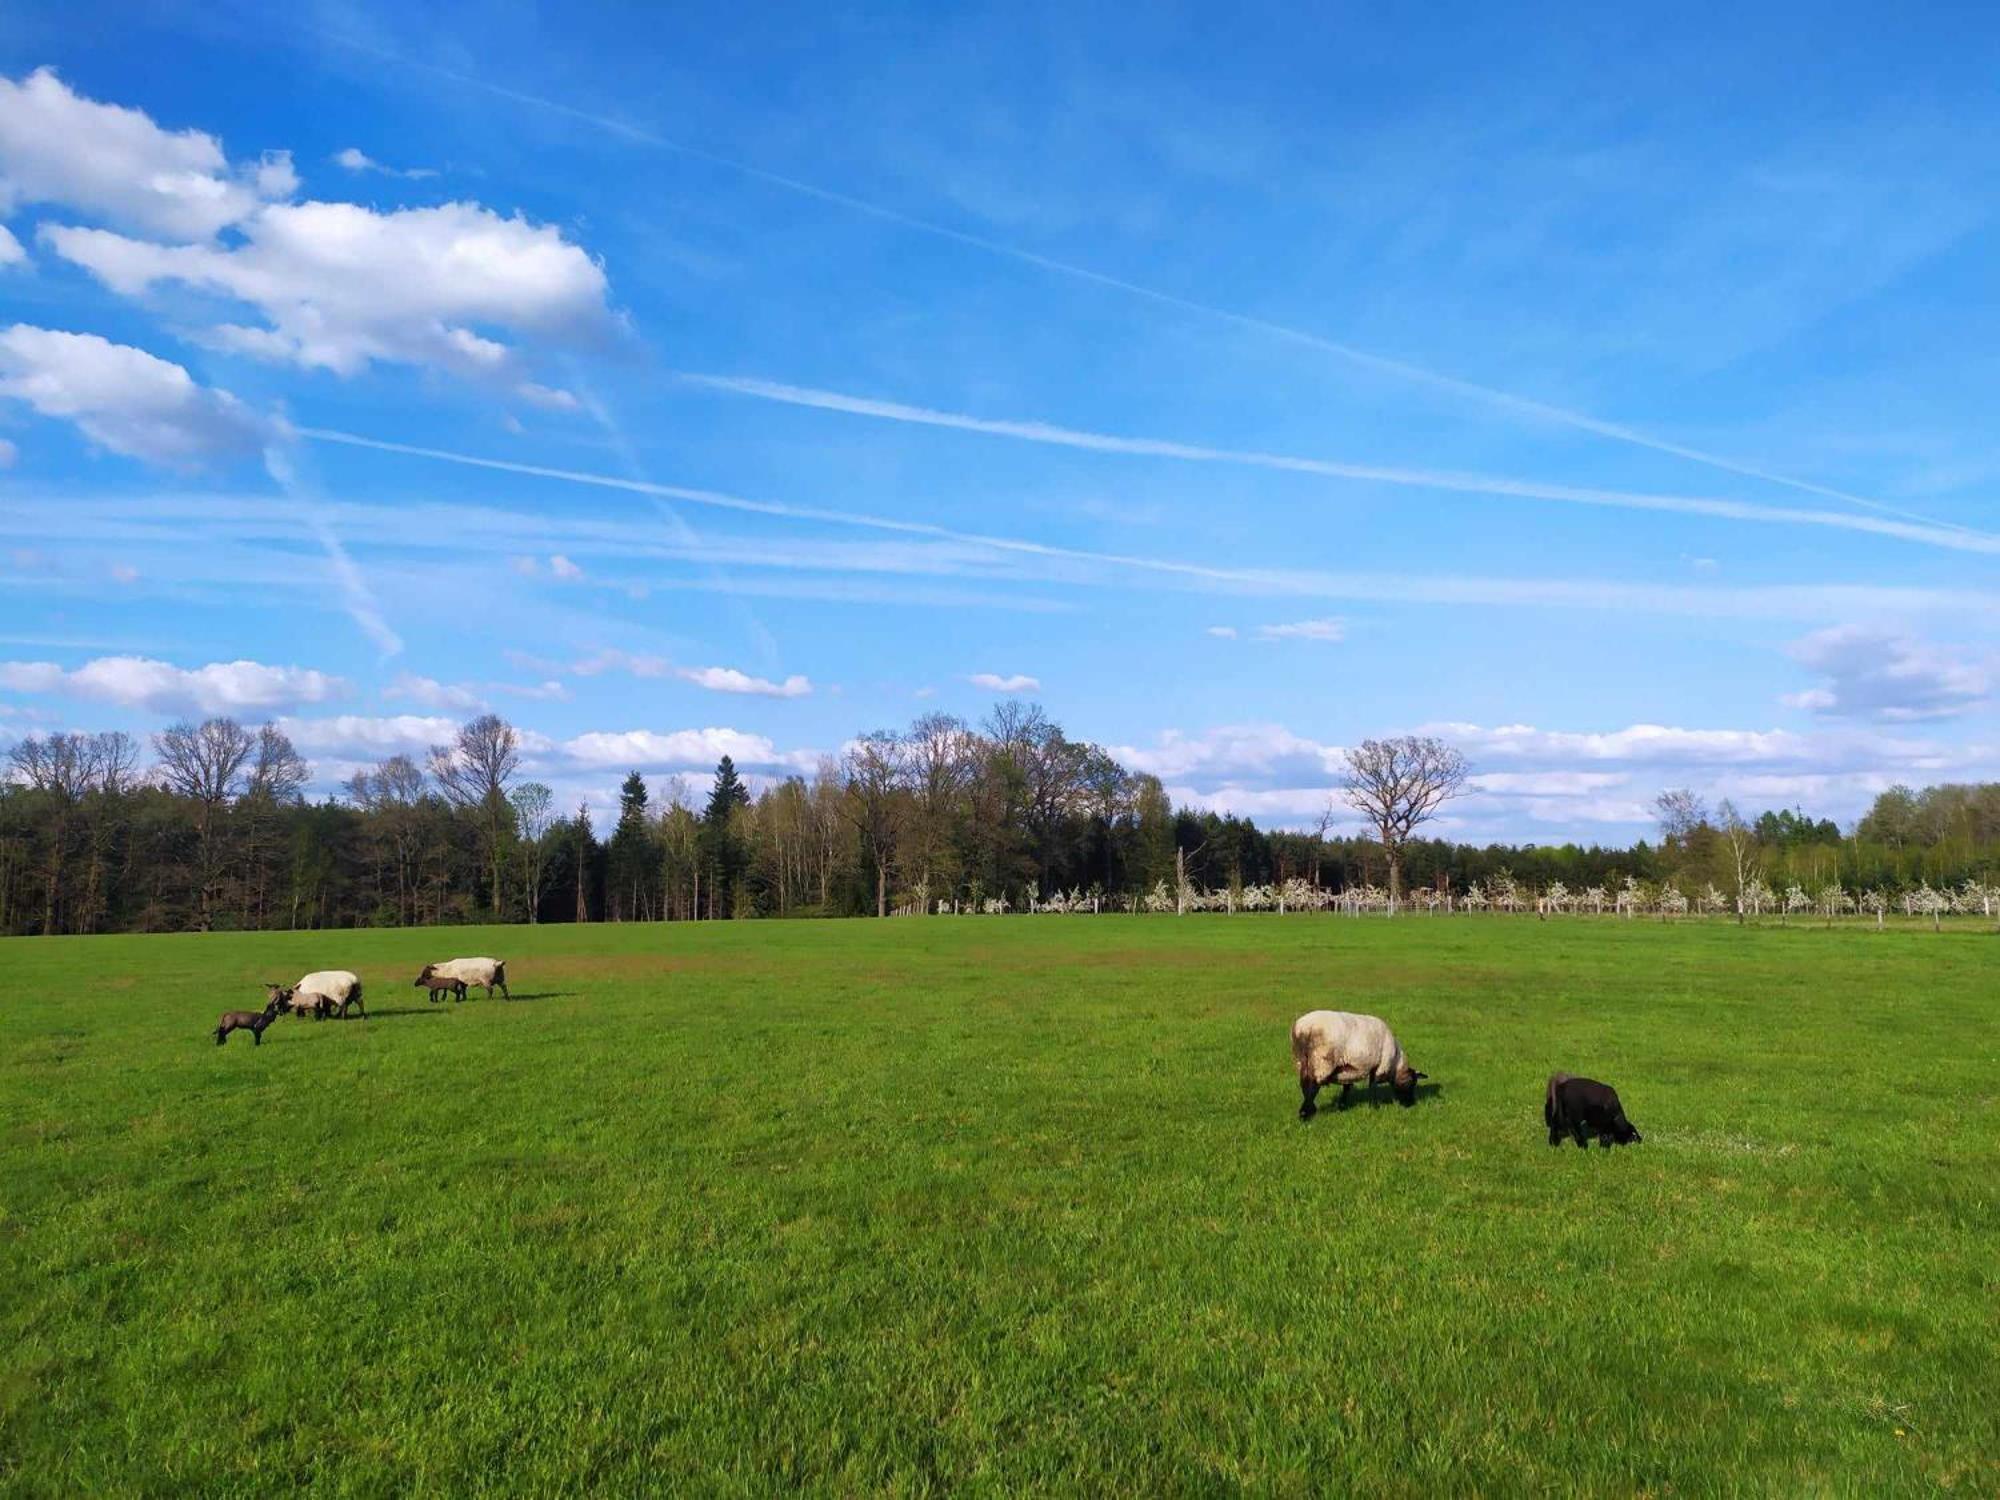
[0,68,294,240]
[1781,625,1990,722]
[276,714,458,757]
[562,727,820,774]
[969,672,1040,692]
[678,666,812,698]
[0,655,346,714]
[47,199,615,383]
[333,147,437,181]
[0,224,22,266]
[1205,626,1238,639]
[567,649,811,698]
[0,324,268,466]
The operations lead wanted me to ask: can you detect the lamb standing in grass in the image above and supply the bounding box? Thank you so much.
[1291,1010,1428,1120]
[215,996,283,1046]
[421,957,509,1001]
[1545,1073,1642,1149]
[293,970,365,1019]
[413,966,469,1005]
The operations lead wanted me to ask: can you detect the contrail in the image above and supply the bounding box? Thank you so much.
[306,27,1971,535]
[263,443,405,657]
[293,426,2000,623]
[679,375,2000,557]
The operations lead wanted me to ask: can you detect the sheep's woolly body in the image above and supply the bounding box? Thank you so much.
[426,957,505,990]
[1291,1010,1411,1087]
[295,970,362,1014]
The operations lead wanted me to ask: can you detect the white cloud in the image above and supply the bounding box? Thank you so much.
[0,68,294,240]
[1257,617,1345,642]
[47,198,615,386]
[1205,626,1237,639]
[333,147,438,181]
[0,224,23,266]
[277,713,457,757]
[562,727,819,774]
[1,655,345,714]
[516,382,579,411]
[1781,625,1990,722]
[969,672,1040,692]
[565,648,811,698]
[548,553,585,581]
[678,666,812,698]
[0,324,269,466]
[1111,724,1345,785]
[385,673,486,711]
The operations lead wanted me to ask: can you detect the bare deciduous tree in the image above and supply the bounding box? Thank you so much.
[1341,736,1469,913]
[906,712,971,910]
[429,714,520,916]
[153,717,256,929]
[843,730,907,917]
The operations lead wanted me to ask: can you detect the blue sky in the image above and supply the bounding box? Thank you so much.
[2,0,1995,839]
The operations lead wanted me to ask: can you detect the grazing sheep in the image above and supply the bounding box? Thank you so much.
[413,966,469,1005]
[263,983,331,1020]
[216,996,283,1047]
[1546,1072,1642,1149]
[294,969,366,1019]
[421,957,508,1001]
[1291,1010,1428,1120]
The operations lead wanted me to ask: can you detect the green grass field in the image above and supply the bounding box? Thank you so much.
[3,917,1995,1495]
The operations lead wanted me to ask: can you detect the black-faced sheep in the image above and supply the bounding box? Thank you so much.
[215,996,283,1046]
[1291,1010,1428,1120]
[413,966,469,1004]
[264,983,330,1021]
[1545,1072,1642,1148]
[294,970,365,1019]
[420,957,508,1000]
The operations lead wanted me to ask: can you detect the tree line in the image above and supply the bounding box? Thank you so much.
[2,705,1994,934]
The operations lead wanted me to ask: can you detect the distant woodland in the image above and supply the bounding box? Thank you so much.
[3,705,1995,933]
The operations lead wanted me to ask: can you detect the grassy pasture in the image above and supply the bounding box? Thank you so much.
[2,916,1995,1495]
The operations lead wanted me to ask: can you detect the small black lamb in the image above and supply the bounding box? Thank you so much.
[215,996,283,1047]
[413,967,469,1005]
[1545,1072,1643,1149]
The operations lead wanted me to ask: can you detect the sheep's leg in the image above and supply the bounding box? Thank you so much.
[215,1027,227,1046]
[499,981,511,1000]
[1338,1082,1354,1110]
[1298,1077,1320,1121]
[1572,1121,1590,1150]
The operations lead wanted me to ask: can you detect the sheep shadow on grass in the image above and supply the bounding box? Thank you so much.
[490,991,573,1003]
[1312,1080,1446,1114]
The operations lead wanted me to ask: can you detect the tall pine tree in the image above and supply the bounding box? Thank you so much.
[606,770,657,920]
[701,756,751,918]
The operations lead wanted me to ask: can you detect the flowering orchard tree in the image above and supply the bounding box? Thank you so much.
[1741,878,1773,919]
[1782,884,1812,925]
[1699,884,1729,917]
[1660,883,1689,918]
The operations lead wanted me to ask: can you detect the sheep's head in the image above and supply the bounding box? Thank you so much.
[264,983,294,1007]
[412,964,437,987]
[1393,1066,1428,1106]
